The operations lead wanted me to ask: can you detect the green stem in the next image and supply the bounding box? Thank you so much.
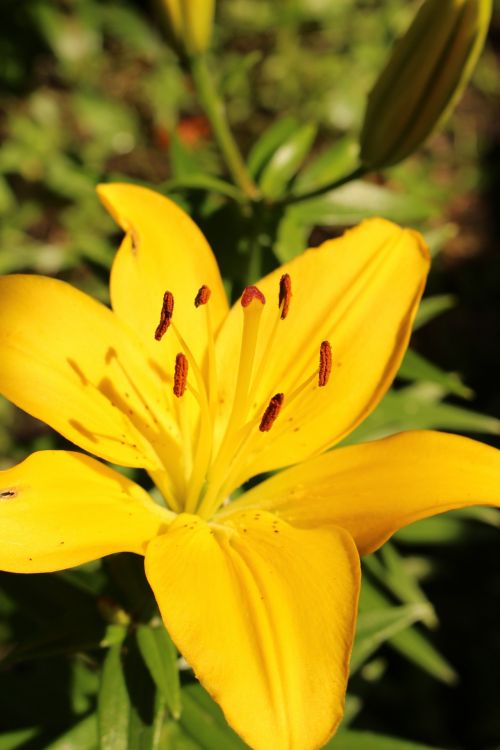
[246,234,263,285]
[189,54,259,200]
[278,164,367,206]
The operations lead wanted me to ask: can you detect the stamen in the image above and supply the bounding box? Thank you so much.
[259,393,284,432]
[319,341,332,387]
[173,353,188,397]
[241,285,266,307]
[279,274,292,319]
[195,285,211,307]
[155,291,174,340]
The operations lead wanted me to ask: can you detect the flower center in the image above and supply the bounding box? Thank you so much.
[154,274,331,518]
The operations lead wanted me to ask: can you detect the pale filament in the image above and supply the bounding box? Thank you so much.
[154,276,332,518]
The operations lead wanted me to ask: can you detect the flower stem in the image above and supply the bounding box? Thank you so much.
[189,54,260,200]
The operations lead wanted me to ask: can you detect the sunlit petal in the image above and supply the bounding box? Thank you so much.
[0,275,183,478]
[215,219,429,488]
[98,183,229,367]
[227,430,500,555]
[0,451,172,573]
[145,511,360,750]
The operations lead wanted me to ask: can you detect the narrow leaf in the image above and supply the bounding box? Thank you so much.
[293,137,360,192]
[98,641,130,750]
[165,175,243,202]
[398,349,472,399]
[413,295,456,330]
[246,116,299,178]
[290,180,436,225]
[351,603,429,673]
[259,123,317,199]
[179,684,249,750]
[136,624,181,719]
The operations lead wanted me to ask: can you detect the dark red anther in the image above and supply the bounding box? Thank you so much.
[195,285,211,307]
[241,285,266,308]
[318,341,332,387]
[259,393,284,432]
[278,273,292,319]
[155,291,174,341]
[173,353,188,398]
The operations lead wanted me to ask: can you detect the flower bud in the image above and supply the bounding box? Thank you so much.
[159,0,215,55]
[360,0,492,168]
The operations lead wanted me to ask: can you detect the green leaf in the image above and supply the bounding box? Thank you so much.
[160,721,201,749]
[259,122,317,199]
[274,210,310,263]
[453,506,500,527]
[98,633,162,750]
[136,625,181,719]
[293,136,360,192]
[395,515,489,545]
[324,729,444,749]
[44,715,98,750]
[98,641,130,750]
[423,223,459,258]
[0,728,39,750]
[246,116,299,179]
[398,349,472,399]
[345,383,500,445]
[413,295,457,330]
[165,175,243,202]
[341,694,363,727]
[0,176,15,216]
[169,133,205,180]
[364,544,437,627]
[290,180,435,225]
[360,577,457,685]
[351,603,429,673]
[179,684,249,750]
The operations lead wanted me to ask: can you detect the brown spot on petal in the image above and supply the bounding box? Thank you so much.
[0,489,17,500]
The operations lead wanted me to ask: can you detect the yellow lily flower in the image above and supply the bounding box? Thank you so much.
[0,184,499,750]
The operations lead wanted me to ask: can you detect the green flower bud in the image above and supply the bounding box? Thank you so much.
[360,0,492,168]
[159,0,215,55]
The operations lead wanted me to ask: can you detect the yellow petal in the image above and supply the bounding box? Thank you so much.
[145,511,360,750]
[0,451,172,573]
[0,275,184,476]
[97,183,229,368]
[227,431,500,555]
[215,219,429,487]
